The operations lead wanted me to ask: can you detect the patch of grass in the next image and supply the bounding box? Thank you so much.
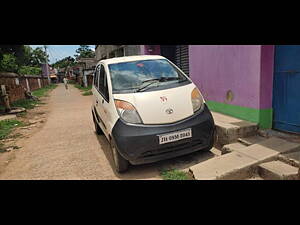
[160,169,192,180]
[0,85,57,112]
[32,84,58,97]
[9,84,57,110]
[16,112,27,118]
[82,90,93,96]
[73,84,92,92]
[68,80,76,84]
[0,119,24,140]
[11,99,39,109]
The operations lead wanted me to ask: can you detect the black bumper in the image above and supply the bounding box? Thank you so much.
[111,104,215,165]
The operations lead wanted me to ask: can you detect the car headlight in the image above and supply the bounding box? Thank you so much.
[191,87,205,113]
[114,99,143,124]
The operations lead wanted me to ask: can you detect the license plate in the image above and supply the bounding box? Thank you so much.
[158,128,192,145]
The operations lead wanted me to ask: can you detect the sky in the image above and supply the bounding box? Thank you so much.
[30,45,95,64]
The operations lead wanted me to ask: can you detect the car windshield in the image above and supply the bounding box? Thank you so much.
[108,59,189,93]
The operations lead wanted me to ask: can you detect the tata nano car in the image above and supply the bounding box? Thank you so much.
[91,55,215,172]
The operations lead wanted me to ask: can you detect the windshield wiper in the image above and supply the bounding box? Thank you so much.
[136,80,160,92]
[141,77,181,84]
[136,77,185,93]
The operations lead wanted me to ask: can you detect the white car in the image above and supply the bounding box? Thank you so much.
[91,55,215,173]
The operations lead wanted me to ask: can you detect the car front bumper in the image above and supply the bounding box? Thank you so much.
[111,104,215,165]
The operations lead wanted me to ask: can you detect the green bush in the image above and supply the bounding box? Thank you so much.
[18,66,42,75]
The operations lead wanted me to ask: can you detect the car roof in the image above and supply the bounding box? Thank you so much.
[99,55,166,65]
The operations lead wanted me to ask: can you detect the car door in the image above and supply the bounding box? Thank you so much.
[95,64,110,134]
[92,65,102,127]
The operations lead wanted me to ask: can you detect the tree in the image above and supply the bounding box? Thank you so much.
[52,56,76,69]
[30,47,49,66]
[0,45,48,75]
[0,45,24,60]
[75,45,95,60]
[0,54,18,73]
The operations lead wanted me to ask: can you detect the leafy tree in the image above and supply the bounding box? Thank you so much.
[0,45,24,62]
[18,66,42,75]
[75,45,95,60]
[0,45,48,75]
[30,47,49,66]
[52,56,76,69]
[0,54,18,73]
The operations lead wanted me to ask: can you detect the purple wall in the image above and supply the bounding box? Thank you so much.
[189,45,274,110]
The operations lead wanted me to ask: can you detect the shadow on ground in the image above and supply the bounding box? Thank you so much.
[94,132,215,180]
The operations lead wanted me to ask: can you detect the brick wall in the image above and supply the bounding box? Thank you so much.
[0,72,49,105]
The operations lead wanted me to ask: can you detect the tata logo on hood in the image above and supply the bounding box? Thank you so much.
[160,96,167,103]
[165,108,174,114]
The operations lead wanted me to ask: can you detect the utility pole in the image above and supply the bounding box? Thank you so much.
[44,45,51,84]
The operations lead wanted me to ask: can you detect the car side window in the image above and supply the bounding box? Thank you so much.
[94,65,100,89]
[99,64,109,102]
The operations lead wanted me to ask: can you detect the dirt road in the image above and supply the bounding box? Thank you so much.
[0,84,215,180]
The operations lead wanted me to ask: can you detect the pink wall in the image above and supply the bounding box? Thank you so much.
[189,45,274,110]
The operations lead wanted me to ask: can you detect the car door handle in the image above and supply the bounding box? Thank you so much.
[96,100,99,105]
[101,99,104,104]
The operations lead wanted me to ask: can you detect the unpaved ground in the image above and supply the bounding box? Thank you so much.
[0,84,217,180]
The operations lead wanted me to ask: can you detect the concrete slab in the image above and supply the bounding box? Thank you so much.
[222,142,247,154]
[190,151,257,180]
[0,114,17,121]
[211,112,257,126]
[212,111,258,146]
[235,137,300,163]
[235,145,279,164]
[210,147,223,157]
[258,161,299,180]
[238,135,268,146]
[258,129,300,144]
[278,154,299,167]
[285,151,300,162]
[190,136,300,180]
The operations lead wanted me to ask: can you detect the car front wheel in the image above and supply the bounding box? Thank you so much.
[111,139,129,173]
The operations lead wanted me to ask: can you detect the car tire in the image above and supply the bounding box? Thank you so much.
[110,139,129,173]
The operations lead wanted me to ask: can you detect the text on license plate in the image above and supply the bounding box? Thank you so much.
[159,128,192,145]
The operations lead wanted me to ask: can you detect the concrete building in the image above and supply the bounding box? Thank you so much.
[94,45,300,133]
[95,45,141,60]
[76,57,98,87]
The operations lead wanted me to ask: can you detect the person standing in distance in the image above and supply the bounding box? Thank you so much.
[63,77,68,90]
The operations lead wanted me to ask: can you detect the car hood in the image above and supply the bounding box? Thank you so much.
[113,83,197,124]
